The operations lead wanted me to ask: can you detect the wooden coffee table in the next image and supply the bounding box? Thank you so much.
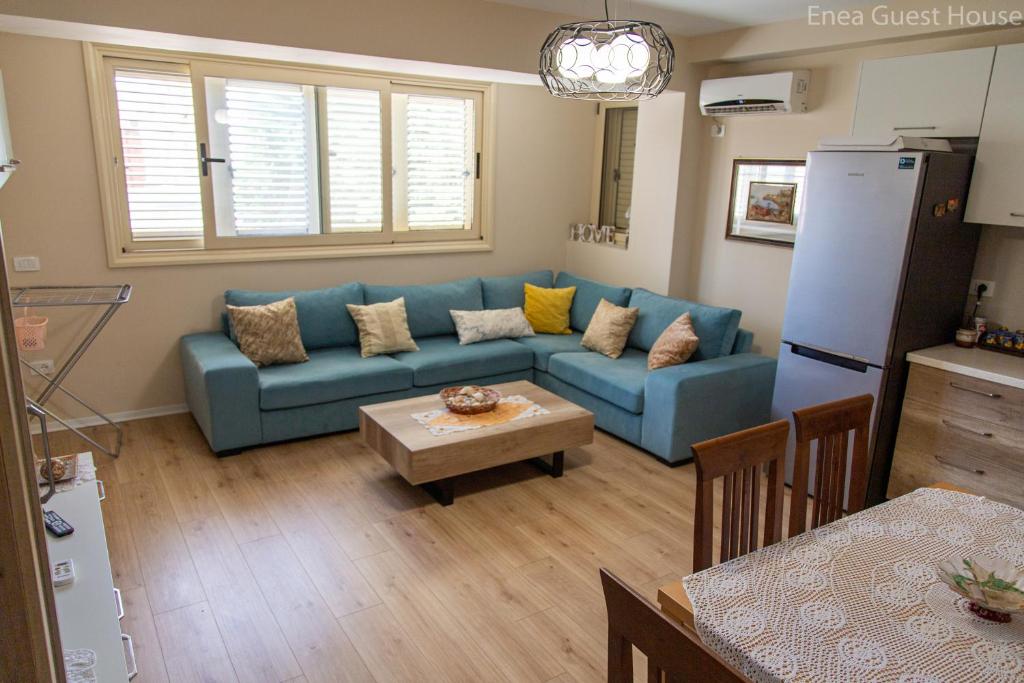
[359,380,594,505]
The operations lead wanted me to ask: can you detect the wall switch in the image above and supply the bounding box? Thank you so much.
[12,256,40,272]
[27,360,54,375]
[970,279,995,298]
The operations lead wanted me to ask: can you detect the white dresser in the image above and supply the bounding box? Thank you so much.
[45,473,133,681]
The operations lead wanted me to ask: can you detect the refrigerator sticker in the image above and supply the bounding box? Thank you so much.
[898,156,916,169]
[947,198,960,212]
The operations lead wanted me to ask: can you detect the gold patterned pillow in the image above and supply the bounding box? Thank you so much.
[581,298,640,359]
[346,297,419,358]
[226,297,309,367]
[648,312,700,370]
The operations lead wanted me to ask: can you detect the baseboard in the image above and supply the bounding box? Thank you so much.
[27,404,189,434]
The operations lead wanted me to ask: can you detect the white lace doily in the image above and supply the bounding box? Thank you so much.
[683,488,1024,682]
[411,395,550,436]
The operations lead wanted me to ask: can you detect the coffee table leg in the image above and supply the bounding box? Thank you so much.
[422,478,455,506]
[531,451,564,478]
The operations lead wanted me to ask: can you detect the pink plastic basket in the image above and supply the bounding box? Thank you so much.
[14,313,47,351]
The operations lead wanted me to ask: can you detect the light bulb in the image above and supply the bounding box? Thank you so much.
[557,38,595,78]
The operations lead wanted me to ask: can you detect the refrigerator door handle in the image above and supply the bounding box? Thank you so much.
[789,343,870,373]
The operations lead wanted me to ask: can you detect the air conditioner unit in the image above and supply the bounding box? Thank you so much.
[699,70,810,116]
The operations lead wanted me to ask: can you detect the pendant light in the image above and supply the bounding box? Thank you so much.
[539,0,674,101]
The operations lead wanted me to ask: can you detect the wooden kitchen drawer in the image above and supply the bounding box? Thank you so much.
[904,364,1024,427]
[889,397,1024,508]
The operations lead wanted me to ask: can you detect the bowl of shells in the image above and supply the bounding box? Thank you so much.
[440,385,501,415]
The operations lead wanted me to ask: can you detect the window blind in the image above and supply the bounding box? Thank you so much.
[400,94,474,230]
[209,78,320,237]
[325,87,383,232]
[113,69,203,240]
[614,108,637,229]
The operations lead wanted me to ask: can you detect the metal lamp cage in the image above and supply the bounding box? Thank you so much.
[539,19,674,101]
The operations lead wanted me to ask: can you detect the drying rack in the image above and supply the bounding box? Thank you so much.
[12,285,132,458]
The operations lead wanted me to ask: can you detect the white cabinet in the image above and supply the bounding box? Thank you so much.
[966,44,1024,227]
[0,69,16,189]
[852,47,995,138]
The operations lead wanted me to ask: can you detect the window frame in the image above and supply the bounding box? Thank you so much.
[84,43,494,267]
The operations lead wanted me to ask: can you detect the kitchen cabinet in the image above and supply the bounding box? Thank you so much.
[0,69,16,189]
[888,346,1024,508]
[851,47,995,138]
[965,43,1024,227]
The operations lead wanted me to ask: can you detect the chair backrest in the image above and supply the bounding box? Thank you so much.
[600,568,744,683]
[692,420,789,572]
[789,394,873,537]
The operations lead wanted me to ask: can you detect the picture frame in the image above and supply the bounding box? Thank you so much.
[726,158,806,247]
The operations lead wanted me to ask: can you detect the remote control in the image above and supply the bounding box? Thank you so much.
[52,559,75,586]
[43,510,73,537]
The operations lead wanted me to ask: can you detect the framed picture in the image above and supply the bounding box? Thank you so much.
[726,159,806,247]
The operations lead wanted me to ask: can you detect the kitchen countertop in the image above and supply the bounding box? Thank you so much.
[906,343,1024,390]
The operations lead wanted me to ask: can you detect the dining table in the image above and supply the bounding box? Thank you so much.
[661,485,1024,682]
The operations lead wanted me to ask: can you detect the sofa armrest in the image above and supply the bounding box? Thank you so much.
[180,332,261,453]
[641,353,777,463]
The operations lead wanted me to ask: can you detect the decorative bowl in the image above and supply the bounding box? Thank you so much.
[440,385,501,415]
[937,556,1024,623]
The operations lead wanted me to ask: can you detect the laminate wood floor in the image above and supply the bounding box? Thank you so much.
[49,414,789,682]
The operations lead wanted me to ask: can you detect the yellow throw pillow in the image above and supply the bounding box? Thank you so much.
[648,312,700,370]
[581,298,640,358]
[346,297,420,358]
[524,283,576,335]
[226,297,309,367]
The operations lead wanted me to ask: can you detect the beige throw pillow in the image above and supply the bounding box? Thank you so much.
[581,298,639,359]
[648,312,700,370]
[346,297,419,358]
[226,297,309,367]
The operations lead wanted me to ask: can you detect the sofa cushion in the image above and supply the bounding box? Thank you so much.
[258,346,412,410]
[514,333,586,371]
[482,270,554,309]
[390,336,534,387]
[555,272,631,332]
[524,283,575,335]
[225,282,364,350]
[627,288,741,362]
[547,348,649,414]
[364,277,482,338]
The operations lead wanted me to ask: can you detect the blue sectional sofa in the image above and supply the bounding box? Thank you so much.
[181,271,777,464]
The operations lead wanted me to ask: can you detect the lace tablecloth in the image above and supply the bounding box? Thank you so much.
[683,488,1024,682]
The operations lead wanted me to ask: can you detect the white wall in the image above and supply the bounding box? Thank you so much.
[565,91,687,295]
[687,27,1024,355]
[0,31,596,418]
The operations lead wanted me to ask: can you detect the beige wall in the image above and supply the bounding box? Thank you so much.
[687,26,1024,355]
[0,31,596,419]
[565,91,688,294]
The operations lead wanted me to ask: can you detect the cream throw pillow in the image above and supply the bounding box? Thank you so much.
[226,297,309,367]
[648,312,700,370]
[450,308,535,345]
[346,297,419,358]
[581,298,639,359]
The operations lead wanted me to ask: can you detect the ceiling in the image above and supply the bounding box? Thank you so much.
[484,0,872,36]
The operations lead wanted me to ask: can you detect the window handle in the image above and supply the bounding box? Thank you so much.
[199,143,225,176]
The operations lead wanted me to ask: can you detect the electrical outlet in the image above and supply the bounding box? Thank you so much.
[27,359,54,375]
[970,279,995,298]
[13,256,40,272]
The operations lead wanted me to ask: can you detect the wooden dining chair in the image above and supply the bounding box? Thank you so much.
[692,420,789,573]
[789,394,873,537]
[600,568,744,683]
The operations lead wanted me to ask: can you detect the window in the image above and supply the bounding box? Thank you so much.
[87,45,491,265]
[597,106,637,244]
